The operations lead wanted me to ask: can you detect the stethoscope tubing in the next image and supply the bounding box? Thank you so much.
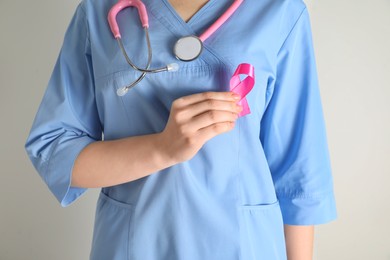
[198,0,244,42]
[117,29,168,74]
[116,27,177,95]
[108,0,244,95]
[117,28,151,94]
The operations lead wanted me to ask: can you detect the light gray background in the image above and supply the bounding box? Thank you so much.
[1,0,389,259]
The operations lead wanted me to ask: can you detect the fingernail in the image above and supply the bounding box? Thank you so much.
[231,93,241,100]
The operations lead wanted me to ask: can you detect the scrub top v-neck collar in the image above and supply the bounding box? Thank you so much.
[160,0,217,26]
[144,0,235,67]
[145,0,229,38]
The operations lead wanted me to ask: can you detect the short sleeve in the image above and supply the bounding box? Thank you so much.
[25,3,101,207]
[260,8,337,225]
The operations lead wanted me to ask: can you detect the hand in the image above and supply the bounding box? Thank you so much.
[157,91,242,164]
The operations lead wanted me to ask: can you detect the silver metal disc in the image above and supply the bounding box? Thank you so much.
[174,36,203,62]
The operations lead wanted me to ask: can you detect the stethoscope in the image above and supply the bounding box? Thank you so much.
[108,0,244,96]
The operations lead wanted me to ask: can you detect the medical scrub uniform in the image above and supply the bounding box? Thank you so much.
[25,0,337,259]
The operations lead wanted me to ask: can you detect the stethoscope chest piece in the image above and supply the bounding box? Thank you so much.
[174,36,203,62]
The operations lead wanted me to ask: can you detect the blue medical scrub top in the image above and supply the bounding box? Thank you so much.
[25,0,337,259]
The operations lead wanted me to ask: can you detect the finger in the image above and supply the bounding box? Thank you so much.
[186,99,242,119]
[187,110,239,132]
[174,91,240,107]
[196,121,236,143]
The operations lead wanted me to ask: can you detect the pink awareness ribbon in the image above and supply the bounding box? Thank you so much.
[230,63,255,117]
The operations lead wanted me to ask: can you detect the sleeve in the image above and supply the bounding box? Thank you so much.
[25,3,102,207]
[260,8,337,225]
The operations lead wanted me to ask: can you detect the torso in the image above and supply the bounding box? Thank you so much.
[84,0,308,258]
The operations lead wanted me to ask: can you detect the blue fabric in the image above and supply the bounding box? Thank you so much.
[25,0,337,259]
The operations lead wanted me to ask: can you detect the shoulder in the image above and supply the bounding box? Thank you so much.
[271,0,308,38]
[246,0,306,18]
[276,0,307,12]
[75,0,112,30]
[244,0,308,47]
[78,0,111,16]
[268,0,309,49]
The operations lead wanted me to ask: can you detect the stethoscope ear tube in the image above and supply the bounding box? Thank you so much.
[116,28,178,96]
[117,32,178,72]
[108,0,150,38]
[109,1,179,95]
[109,0,244,95]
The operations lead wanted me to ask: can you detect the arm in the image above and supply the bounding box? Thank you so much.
[71,133,171,188]
[260,5,336,257]
[284,225,314,260]
[72,92,242,188]
[25,3,242,205]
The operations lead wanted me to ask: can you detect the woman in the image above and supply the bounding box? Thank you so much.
[25,0,337,259]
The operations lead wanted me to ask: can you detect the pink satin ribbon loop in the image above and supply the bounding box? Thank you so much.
[230,63,255,117]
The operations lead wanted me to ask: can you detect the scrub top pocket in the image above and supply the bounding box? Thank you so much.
[239,201,287,260]
[90,192,134,260]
